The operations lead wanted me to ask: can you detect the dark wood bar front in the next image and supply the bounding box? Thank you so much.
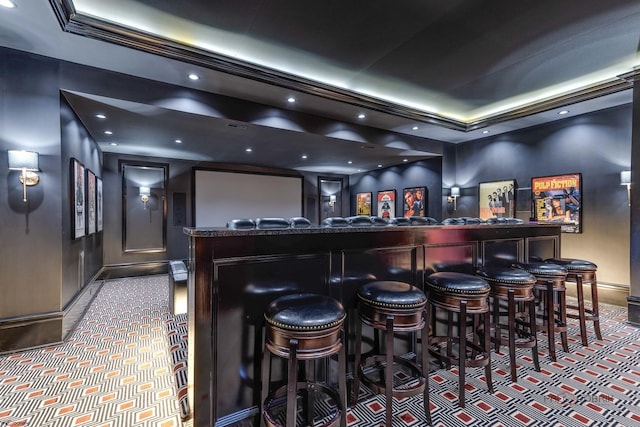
[184,223,560,426]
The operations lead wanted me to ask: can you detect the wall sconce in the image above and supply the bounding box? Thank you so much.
[328,194,336,208]
[8,150,40,203]
[139,186,151,209]
[447,186,460,211]
[621,170,631,206]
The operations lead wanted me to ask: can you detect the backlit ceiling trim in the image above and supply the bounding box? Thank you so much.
[50,0,638,134]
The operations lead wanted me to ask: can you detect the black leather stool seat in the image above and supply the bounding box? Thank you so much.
[426,272,490,313]
[261,293,347,427]
[545,258,602,346]
[545,258,597,272]
[476,267,540,382]
[265,293,345,331]
[358,281,427,308]
[513,262,567,278]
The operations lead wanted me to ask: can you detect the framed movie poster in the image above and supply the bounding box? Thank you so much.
[71,158,85,239]
[531,173,582,233]
[479,180,516,220]
[377,190,396,219]
[403,187,427,217]
[86,170,97,235]
[356,192,372,216]
[96,176,103,232]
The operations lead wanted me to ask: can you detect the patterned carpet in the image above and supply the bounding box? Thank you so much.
[1,275,639,427]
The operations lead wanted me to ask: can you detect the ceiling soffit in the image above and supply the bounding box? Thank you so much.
[50,0,640,133]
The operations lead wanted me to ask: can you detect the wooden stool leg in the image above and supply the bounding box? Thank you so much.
[575,274,588,346]
[459,300,467,408]
[545,280,556,362]
[260,347,272,427]
[385,315,394,427]
[421,307,432,425]
[493,296,501,351]
[446,311,454,369]
[558,287,569,353]
[338,329,347,427]
[528,298,540,372]
[591,274,603,340]
[483,305,494,393]
[507,289,517,382]
[286,339,298,427]
[350,315,364,407]
[306,360,315,426]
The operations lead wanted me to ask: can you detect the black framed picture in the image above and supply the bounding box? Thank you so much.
[478,180,516,220]
[71,158,85,239]
[531,173,582,233]
[86,169,97,235]
[96,176,103,232]
[402,187,427,217]
[377,190,396,219]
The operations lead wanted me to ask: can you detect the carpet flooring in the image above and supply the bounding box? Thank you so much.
[1,275,640,427]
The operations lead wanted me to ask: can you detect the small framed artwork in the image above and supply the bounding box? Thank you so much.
[71,158,86,239]
[86,170,97,235]
[531,173,582,233]
[355,192,372,216]
[377,190,396,219]
[478,180,517,220]
[402,186,427,217]
[96,176,103,232]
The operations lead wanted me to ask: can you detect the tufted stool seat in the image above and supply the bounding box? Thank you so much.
[425,272,494,407]
[476,267,540,382]
[260,293,347,427]
[545,258,601,346]
[351,281,431,426]
[513,262,568,362]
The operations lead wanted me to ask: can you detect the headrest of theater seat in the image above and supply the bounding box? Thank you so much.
[226,218,256,229]
[370,216,389,226]
[462,217,483,225]
[505,218,524,224]
[387,217,410,226]
[441,217,465,225]
[321,217,349,228]
[289,217,312,228]
[408,216,431,226]
[255,217,290,229]
[347,215,373,227]
[486,217,508,225]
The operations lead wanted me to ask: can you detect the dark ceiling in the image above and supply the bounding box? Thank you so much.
[1,1,639,173]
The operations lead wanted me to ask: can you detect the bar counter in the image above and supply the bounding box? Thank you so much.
[184,223,560,426]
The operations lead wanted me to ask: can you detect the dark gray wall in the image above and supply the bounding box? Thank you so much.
[349,158,443,219]
[451,105,632,286]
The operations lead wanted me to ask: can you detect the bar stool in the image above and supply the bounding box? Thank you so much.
[260,293,347,427]
[513,262,568,362]
[351,281,430,426]
[424,272,493,408]
[476,267,540,382]
[545,258,602,346]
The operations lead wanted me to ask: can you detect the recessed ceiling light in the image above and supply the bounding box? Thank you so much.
[377,164,382,168]
[109,142,118,146]
[0,1,16,9]
[358,113,366,119]
[558,110,569,115]
[104,130,113,135]
[403,159,408,162]
[287,97,296,103]
[188,73,199,81]
[95,114,106,119]
[348,161,353,164]
[175,139,182,144]
[245,148,252,152]
[482,130,490,134]
[301,154,307,159]
[412,126,419,130]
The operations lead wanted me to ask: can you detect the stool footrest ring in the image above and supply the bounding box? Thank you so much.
[358,355,426,399]
[263,381,343,427]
